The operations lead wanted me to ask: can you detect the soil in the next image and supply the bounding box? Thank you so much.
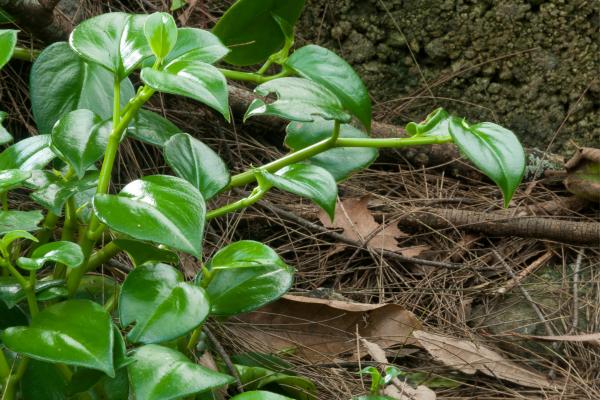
[211,0,600,153]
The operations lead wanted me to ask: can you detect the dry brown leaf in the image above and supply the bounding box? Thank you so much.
[319,196,409,252]
[361,339,436,400]
[234,295,422,363]
[513,332,600,345]
[564,147,600,201]
[413,330,555,389]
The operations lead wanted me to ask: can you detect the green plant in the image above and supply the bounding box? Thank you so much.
[0,1,525,399]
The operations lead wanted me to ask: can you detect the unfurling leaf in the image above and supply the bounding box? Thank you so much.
[448,117,525,207]
[119,263,209,343]
[144,12,178,59]
[286,45,371,130]
[93,175,206,257]
[204,241,294,316]
[405,107,450,137]
[245,77,351,123]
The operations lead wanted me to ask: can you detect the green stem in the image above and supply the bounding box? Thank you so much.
[11,47,39,62]
[53,196,78,279]
[0,349,9,381]
[33,211,59,250]
[227,130,452,189]
[186,323,204,353]
[66,84,155,296]
[218,68,290,84]
[86,242,121,272]
[1,259,37,316]
[1,357,29,400]
[206,181,271,221]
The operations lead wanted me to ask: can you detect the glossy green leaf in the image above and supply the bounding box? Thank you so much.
[69,13,151,78]
[0,169,31,192]
[230,392,294,400]
[17,241,84,271]
[100,368,130,400]
[0,29,17,69]
[0,111,13,144]
[74,275,118,305]
[212,0,305,66]
[129,344,234,400]
[0,135,55,171]
[31,170,99,215]
[31,42,135,135]
[23,170,59,191]
[145,12,178,59]
[234,364,316,400]
[21,360,69,400]
[164,133,230,200]
[50,109,110,178]
[286,120,377,181]
[113,238,179,267]
[405,108,450,137]
[205,241,294,316]
[448,117,525,207]
[0,278,62,308]
[35,287,68,302]
[171,0,187,11]
[260,163,337,219]
[2,299,114,375]
[119,263,209,343]
[286,45,371,130]
[128,108,181,146]
[93,175,206,257]
[0,210,44,235]
[0,230,38,254]
[141,60,230,121]
[245,78,351,123]
[165,27,229,65]
[231,352,293,372]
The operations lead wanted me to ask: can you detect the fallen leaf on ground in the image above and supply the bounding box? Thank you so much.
[512,332,600,345]
[413,330,554,389]
[319,196,428,257]
[564,147,600,201]
[233,295,421,363]
[361,339,436,400]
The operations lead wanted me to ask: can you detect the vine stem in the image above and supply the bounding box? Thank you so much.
[66,81,155,296]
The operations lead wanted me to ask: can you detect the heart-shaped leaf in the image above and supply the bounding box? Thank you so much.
[2,299,115,376]
[113,239,179,267]
[245,78,351,124]
[286,120,377,181]
[93,175,206,257]
[17,241,84,271]
[31,170,99,216]
[164,133,230,200]
[0,135,55,171]
[31,42,135,135]
[0,278,63,309]
[286,45,371,130]
[0,169,32,192]
[141,60,230,121]
[69,13,152,78]
[129,344,234,400]
[405,108,450,137]
[0,210,44,235]
[50,109,110,178]
[230,392,294,400]
[128,109,181,146]
[20,360,69,400]
[260,163,337,219]
[0,111,13,145]
[0,29,17,70]
[212,0,305,66]
[119,263,209,344]
[0,230,38,254]
[204,241,294,316]
[145,12,178,60]
[448,117,525,207]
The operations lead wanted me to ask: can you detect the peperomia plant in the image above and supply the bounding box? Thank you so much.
[0,1,526,399]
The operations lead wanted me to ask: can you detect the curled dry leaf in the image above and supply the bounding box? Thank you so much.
[413,330,555,389]
[564,147,600,201]
[511,332,600,346]
[234,294,421,363]
[319,196,429,257]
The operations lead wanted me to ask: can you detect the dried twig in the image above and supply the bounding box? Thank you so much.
[205,326,244,394]
[496,250,553,294]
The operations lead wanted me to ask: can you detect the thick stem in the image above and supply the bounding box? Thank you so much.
[1,357,29,400]
[66,84,155,296]
[11,47,40,62]
[86,242,121,272]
